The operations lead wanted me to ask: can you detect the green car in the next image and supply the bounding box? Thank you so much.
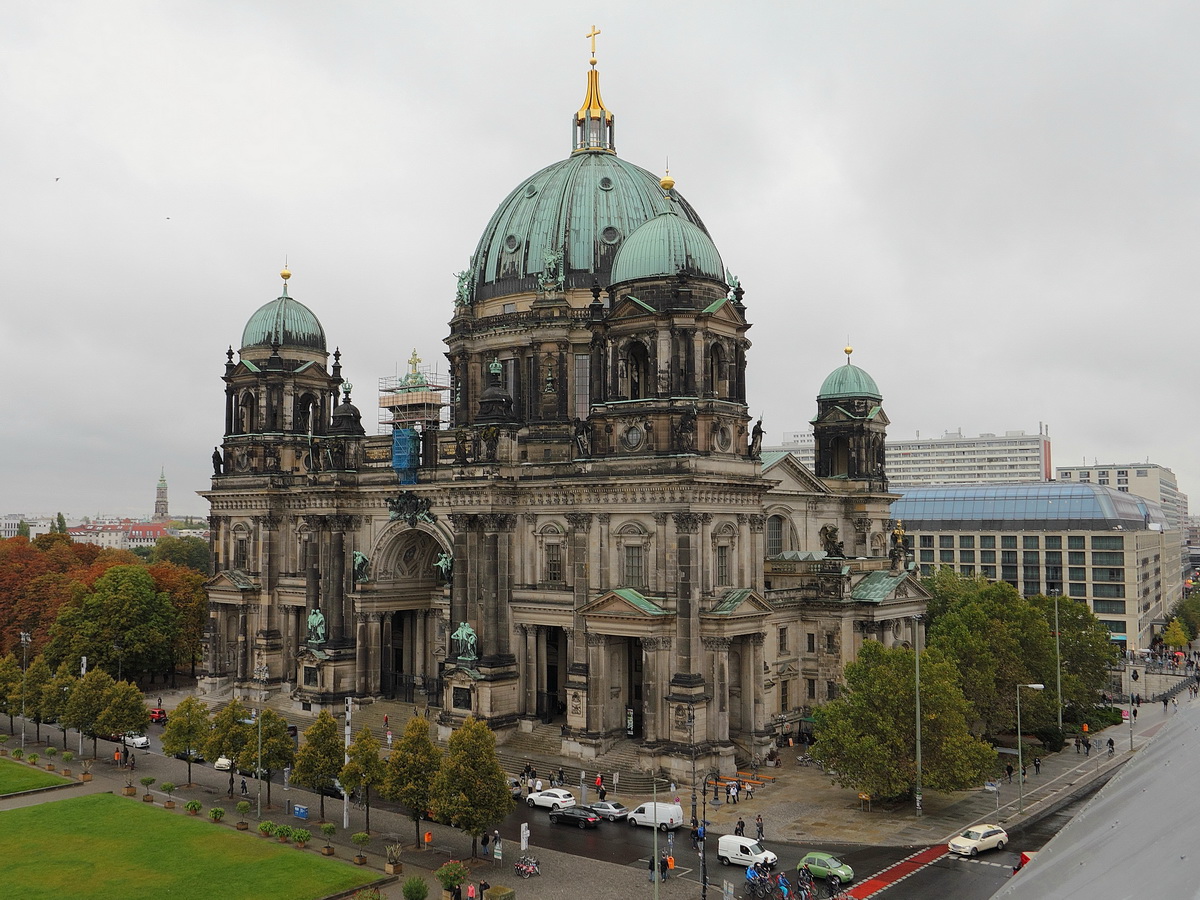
[797,852,854,883]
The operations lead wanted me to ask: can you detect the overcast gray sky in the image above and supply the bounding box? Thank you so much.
[3,1,1196,520]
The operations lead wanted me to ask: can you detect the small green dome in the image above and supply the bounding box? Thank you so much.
[609,210,725,286]
[470,152,710,303]
[818,362,881,401]
[240,286,326,353]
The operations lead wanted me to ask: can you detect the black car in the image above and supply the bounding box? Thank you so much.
[174,750,206,763]
[548,806,601,829]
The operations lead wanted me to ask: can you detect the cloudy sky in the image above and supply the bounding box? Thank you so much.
[3,1,1196,520]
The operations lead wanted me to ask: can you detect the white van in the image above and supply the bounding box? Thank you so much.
[627,801,684,831]
[717,834,778,869]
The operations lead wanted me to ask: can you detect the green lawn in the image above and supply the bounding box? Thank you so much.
[0,793,377,900]
[0,755,71,795]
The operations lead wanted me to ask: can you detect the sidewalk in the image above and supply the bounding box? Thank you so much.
[0,698,1175,900]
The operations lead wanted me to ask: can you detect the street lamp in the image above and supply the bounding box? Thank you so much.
[1049,589,1063,734]
[113,640,124,682]
[252,664,269,819]
[913,615,923,817]
[1016,683,1045,814]
[19,632,31,751]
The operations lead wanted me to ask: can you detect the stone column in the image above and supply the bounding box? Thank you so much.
[355,613,369,695]
[302,518,322,631]
[705,637,732,742]
[586,632,607,733]
[520,625,536,716]
[535,626,548,706]
[748,633,766,736]
[748,515,765,592]
[412,611,425,678]
[367,613,384,694]
[567,513,592,670]
[236,608,248,682]
[673,512,702,678]
[449,514,474,656]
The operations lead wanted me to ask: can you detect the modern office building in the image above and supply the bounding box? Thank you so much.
[1056,463,1188,532]
[892,483,1183,651]
[772,428,1051,487]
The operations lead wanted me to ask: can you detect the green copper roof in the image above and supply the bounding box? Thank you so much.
[241,286,327,353]
[708,588,755,614]
[469,152,710,303]
[817,362,882,401]
[609,210,725,286]
[850,570,909,603]
[610,588,671,615]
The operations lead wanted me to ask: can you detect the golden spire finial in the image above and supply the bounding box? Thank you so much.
[660,160,674,193]
[586,25,601,66]
[844,344,854,363]
[281,267,291,281]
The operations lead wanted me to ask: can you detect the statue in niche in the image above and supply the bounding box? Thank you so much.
[749,419,764,458]
[454,268,474,307]
[573,418,591,456]
[212,447,223,475]
[451,621,478,661]
[434,552,454,581]
[352,551,370,583]
[481,425,500,461]
[306,607,327,644]
[819,524,845,559]
[674,407,696,451]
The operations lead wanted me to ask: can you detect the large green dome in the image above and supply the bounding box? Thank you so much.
[469,151,710,303]
[240,285,326,353]
[818,360,882,401]
[609,209,724,286]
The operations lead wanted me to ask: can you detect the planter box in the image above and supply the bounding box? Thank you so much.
[80,773,92,782]
[142,794,154,803]
[122,787,137,797]
[236,822,249,831]
[385,862,403,875]
[61,769,72,777]
[45,764,55,771]
[321,847,335,856]
[164,800,175,810]
[353,855,367,866]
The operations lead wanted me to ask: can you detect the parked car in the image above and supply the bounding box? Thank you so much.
[526,789,576,810]
[508,779,523,799]
[174,750,205,764]
[149,707,168,724]
[548,806,601,828]
[627,802,684,831]
[948,824,1008,857]
[717,835,777,869]
[586,800,628,821]
[214,756,233,771]
[798,851,854,883]
[125,733,150,750]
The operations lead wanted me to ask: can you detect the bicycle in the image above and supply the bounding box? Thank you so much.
[825,875,846,899]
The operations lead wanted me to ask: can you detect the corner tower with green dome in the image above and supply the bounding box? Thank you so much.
[811,346,889,488]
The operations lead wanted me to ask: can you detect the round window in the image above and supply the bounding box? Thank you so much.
[599,176,613,191]
[715,426,732,452]
[504,235,520,252]
[601,226,621,245]
[622,425,644,451]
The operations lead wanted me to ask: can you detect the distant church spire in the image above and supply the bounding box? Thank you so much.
[153,469,169,522]
[573,25,615,153]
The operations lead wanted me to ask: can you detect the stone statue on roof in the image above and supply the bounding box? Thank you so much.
[454,268,474,306]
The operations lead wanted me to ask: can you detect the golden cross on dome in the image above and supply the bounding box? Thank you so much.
[407,348,421,374]
[586,25,601,62]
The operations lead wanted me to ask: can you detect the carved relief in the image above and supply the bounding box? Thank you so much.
[748,515,765,533]
[566,512,593,532]
[673,513,700,534]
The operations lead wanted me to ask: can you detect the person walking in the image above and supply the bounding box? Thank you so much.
[755,814,764,841]
[735,818,745,836]
[240,777,249,797]
[481,832,490,857]
[731,781,739,804]
[1005,763,1014,783]
[1133,707,1138,722]
[659,851,669,882]
[648,855,657,883]
[598,785,607,801]
[746,780,754,801]
[1033,756,1041,775]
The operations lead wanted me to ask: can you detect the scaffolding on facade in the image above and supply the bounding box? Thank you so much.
[377,349,451,434]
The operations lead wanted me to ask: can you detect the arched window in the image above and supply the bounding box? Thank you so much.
[538,523,566,585]
[294,392,318,435]
[708,342,726,398]
[232,523,250,570]
[238,392,257,434]
[766,515,785,557]
[616,523,649,589]
[712,522,737,587]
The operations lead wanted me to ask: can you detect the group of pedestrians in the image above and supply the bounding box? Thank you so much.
[648,850,674,882]
[724,778,756,804]
[733,814,766,841]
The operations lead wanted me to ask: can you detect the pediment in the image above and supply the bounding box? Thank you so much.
[703,588,772,619]
[579,589,673,620]
[762,453,830,494]
[205,569,258,592]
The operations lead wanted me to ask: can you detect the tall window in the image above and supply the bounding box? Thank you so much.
[574,354,590,420]
[778,626,789,654]
[766,516,784,556]
[618,523,649,589]
[624,544,644,588]
[716,544,730,587]
[780,679,790,712]
[546,543,562,583]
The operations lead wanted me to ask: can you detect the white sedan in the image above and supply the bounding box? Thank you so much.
[125,733,150,749]
[214,756,233,771]
[948,824,1008,857]
[526,789,576,810]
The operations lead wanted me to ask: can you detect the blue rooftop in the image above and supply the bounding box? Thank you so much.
[892,483,1168,531]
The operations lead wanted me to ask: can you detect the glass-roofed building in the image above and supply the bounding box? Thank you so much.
[891,483,1183,651]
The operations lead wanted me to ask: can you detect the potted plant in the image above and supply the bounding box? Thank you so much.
[140,776,156,802]
[60,750,74,777]
[235,800,251,829]
[184,799,202,816]
[320,822,337,856]
[275,823,294,844]
[161,782,176,809]
[351,831,371,865]
[209,806,226,824]
[26,752,39,767]
[385,843,404,876]
[434,860,470,899]
[258,821,277,839]
[122,776,137,797]
[10,748,22,761]
[293,827,311,849]
[44,746,57,770]
[80,758,93,782]
[0,734,9,755]
[401,876,429,900]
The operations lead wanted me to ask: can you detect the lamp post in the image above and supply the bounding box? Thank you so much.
[113,640,124,682]
[253,663,269,818]
[1016,683,1044,814]
[913,614,923,816]
[1049,588,1063,734]
[19,632,31,751]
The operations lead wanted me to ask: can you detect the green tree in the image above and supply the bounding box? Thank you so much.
[205,699,252,799]
[16,521,29,539]
[381,715,441,848]
[150,536,212,575]
[341,725,386,833]
[1028,592,1117,714]
[1172,594,1200,641]
[430,717,514,857]
[42,661,77,750]
[1163,618,1190,651]
[0,654,19,733]
[293,710,343,820]
[94,680,151,747]
[812,641,996,799]
[161,695,211,785]
[21,655,52,742]
[55,513,67,534]
[63,669,115,757]
[235,709,295,808]
[45,566,177,681]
